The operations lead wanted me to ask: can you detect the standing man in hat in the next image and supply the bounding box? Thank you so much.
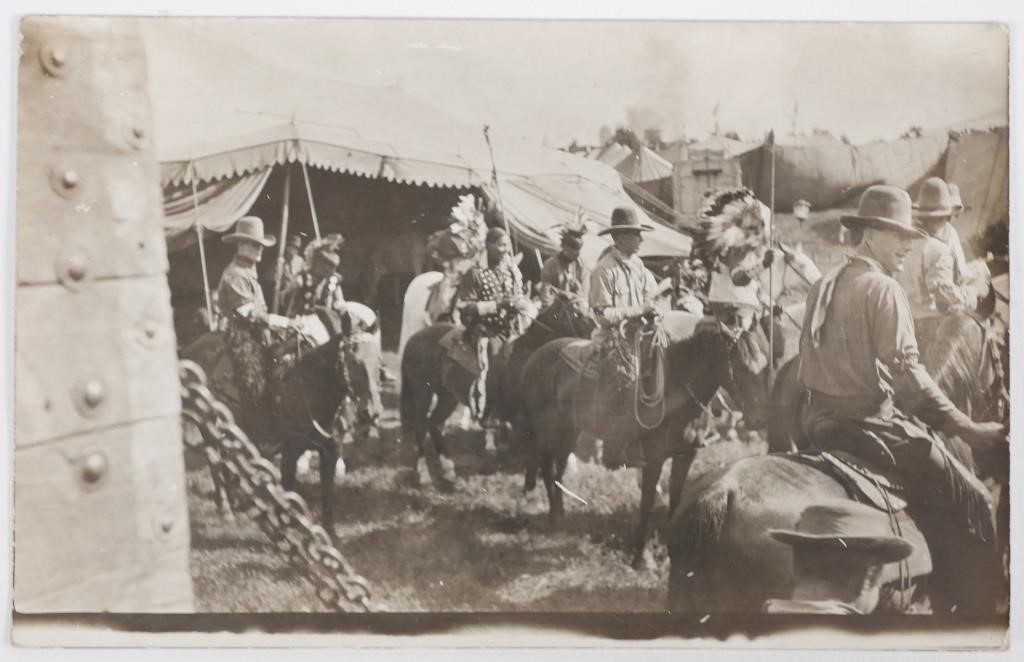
[217,216,277,406]
[798,185,1005,615]
[453,226,529,417]
[540,225,590,307]
[763,500,917,615]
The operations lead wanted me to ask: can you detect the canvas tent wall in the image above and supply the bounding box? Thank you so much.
[943,127,1009,253]
[740,131,951,211]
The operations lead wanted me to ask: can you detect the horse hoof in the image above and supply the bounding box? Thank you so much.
[334,458,347,484]
[439,455,457,483]
[415,458,433,487]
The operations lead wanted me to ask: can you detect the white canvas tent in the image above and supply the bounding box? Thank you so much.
[143,20,691,260]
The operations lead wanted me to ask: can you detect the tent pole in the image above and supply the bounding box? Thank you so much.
[272,164,293,315]
[189,161,215,332]
[482,125,516,253]
[300,160,321,240]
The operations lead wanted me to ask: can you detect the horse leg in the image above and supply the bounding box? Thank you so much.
[539,449,560,525]
[319,442,339,536]
[631,459,662,571]
[208,460,235,522]
[668,448,698,517]
[280,441,302,493]
[430,392,459,487]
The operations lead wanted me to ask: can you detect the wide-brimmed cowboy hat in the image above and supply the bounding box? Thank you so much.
[840,186,927,240]
[769,500,916,564]
[912,177,954,219]
[222,216,277,247]
[598,207,654,236]
[947,183,965,212]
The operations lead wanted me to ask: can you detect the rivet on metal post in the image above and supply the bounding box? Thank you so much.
[82,380,105,408]
[81,453,107,484]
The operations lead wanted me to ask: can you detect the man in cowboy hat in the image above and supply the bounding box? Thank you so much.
[453,226,529,416]
[763,500,917,615]
[896,177,971,319]
[589,206,658,338]
[540,225,590,307]
[216,215,277,406]
[797,185,1005,615]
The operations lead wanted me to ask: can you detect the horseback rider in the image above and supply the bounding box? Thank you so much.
[216,216,281,407]
[896,178,971,321]
[540,213,590,308]
[285,236,345,320]
[764,500,917,615]
[589,207,658,341]
[452,226,529,416]
[797,185,1005,615]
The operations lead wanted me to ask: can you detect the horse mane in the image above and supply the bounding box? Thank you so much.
[921,312,987,414]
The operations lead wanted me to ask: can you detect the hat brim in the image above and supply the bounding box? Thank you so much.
[840,215,927,240]
[769,530,915,563]
[222,234,277,247]
[598,225,655,237]
[912,205,954,219]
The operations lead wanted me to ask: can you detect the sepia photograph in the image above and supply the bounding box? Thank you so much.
[5,5,1016,652]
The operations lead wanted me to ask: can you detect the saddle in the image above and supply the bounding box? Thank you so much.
[438,326,481,377]
[788,450,908,512]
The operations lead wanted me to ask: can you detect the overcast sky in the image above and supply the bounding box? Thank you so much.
[148,18,1007,147]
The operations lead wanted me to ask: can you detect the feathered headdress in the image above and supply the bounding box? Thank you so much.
[696,187,771,263]
[303,233,345,264]
[556,206,589,247]
[427,194,488,263]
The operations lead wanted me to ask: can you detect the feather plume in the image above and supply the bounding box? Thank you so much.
[696,187,771,263]
[303,233,345,263]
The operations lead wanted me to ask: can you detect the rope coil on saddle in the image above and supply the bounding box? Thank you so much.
[633,318,668,430]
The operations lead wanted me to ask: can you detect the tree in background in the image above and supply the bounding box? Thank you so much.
[611,126,642,150]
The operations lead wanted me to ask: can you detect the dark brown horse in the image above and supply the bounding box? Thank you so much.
[181,321,379,534]
[400,295,595,487]
[668,309,1008,614]
[518,310,777,569]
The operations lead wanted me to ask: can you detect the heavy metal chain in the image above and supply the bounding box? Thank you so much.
[178,360,374,612]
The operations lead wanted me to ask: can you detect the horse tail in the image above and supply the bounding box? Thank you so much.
[667,480,733,613]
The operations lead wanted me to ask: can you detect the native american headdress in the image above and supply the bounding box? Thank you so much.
[555,206,589,247]
[695,187,771,265]
[427,194,488,263]
[303,233,345,265]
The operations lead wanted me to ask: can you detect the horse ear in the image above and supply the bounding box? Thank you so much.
[975,283,997,320]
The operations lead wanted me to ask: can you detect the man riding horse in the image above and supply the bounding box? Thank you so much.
[797,185,1005,615]
[540,212,590,308]
[895,177,972,349]
[452,225,530,419]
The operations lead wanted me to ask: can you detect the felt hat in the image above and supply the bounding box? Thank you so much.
[598,207,654,236]
[770,500,916,564]
[840,186,927,240]
[912,177,954,218]
[222,216,277,247]
[947,183,965,212]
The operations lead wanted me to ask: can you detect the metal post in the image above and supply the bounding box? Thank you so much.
[189,161,215,331]
[272,164,293,314]
[300,160,321,240]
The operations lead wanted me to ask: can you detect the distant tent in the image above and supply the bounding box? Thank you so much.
[592,142,632,168]
[943,127,1009,248]
[143,21,691,260]
[740,131,951,210]
[615,146,673,183]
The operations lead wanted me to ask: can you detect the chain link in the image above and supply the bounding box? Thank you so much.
[179,360,374,612]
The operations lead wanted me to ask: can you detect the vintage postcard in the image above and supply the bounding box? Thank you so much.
[9,13,1012,651]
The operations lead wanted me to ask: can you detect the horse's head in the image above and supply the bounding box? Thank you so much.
[532,292,596,339]
[335,332,382,441]
[701,306,776,429]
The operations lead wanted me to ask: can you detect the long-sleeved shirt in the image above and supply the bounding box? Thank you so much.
[798,254,971,433]
[216,257,267,319]
[589,247,657,326]
[540,253,590,304]
[453,259,524,340]
[895,235,966,317]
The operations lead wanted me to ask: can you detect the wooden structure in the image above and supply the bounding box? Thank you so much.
[14,17,193,612]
